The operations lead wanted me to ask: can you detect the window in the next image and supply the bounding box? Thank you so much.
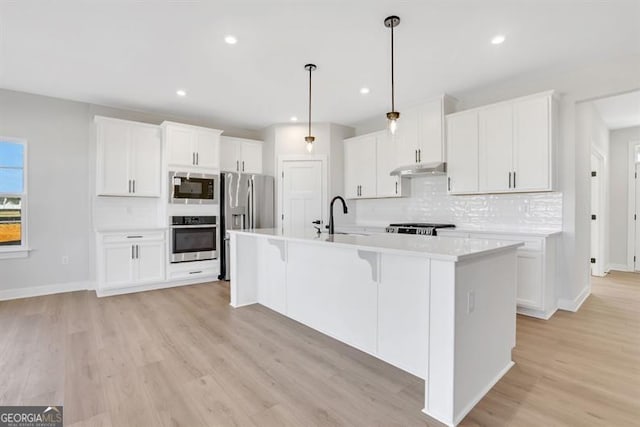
[0,138,27,255]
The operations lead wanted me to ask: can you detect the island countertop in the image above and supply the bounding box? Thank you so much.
[228,228,523,262]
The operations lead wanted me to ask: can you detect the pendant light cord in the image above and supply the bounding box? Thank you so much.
[308,67,312,137]
[390,20,395,113]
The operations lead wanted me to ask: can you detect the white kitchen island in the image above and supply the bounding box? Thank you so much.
[228,229,523,426]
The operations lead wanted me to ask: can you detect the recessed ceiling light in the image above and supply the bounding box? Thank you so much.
[224,35,238,45]
[176,89,186,97]
[360,87,370,95]
[491,34,506,45]
[290,116,298,122]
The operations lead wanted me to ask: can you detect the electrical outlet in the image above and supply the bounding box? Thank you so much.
[467,290,475,314]
[61,256,69,265]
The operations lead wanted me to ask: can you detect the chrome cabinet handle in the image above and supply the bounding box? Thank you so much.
[415,150,418,163]
[135,245,139,259]
[131,245,135,260]
[236,160,239,171]
[242,161,245,172]
[196,152,199,165]
[509,172,512,188]
[132,179,135,193]
[513,171,516,188]
[418,149,421,163]
[189,271,202,275]
[128,179,132,193]
[448,177,451,191]
[395,181,398,194]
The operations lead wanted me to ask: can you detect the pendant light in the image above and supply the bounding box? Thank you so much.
[384,15,400,135]
[304,63,317,153]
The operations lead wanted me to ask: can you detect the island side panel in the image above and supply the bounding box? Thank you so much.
[286,241,379,355]
[452,249,518,425]
[229,233,259,307]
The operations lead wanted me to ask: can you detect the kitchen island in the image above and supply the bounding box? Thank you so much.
[228,229,522,426]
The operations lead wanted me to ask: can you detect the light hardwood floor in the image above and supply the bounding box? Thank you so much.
[0,272,638,426]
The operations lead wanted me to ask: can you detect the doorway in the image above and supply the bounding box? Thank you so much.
[633,148,640,271]
[278,157,326,234]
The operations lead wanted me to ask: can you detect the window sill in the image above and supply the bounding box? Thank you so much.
[0,248,31,259]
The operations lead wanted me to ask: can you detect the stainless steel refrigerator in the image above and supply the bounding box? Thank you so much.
[218,172,274,280]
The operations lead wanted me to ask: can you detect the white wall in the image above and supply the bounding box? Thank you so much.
[609,126,640,269]
[355,176,562,232]
[352,53,640,308]
[576,101,610,274]
[0,89,258,294]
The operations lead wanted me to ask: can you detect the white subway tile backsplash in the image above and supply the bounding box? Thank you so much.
[354,176,562,232]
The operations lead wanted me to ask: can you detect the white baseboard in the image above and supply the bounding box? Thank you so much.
[0,280,93,301]
[517,305,557,320]
[557,285,590,312]
[95,276,218,297]
[608,263,633,272]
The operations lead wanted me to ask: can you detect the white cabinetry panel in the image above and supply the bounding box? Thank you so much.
[447,112,479,194]
[219,136,263,173]
[513,96,550,191]
[479,103,513,192]
[378,254,430,378]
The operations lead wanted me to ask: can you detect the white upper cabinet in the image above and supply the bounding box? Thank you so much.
[394,95,456,167]
[344,134,377,199]
[163,122,222,170]
[446,91,556,195]
[513,96,551,192]
[446,111,479,194]
[376,132,403,198]
[96,116,162,197]
[344,131,404,199]
[479,103,514,192]
[220,136,263,174]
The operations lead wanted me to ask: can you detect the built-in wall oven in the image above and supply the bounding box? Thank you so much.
[170,216,217,263]
[169,172,217,204]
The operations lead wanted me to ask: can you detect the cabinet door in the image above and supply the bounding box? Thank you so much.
[240,141,263,174]
[395,106,420,166]
[130,125,162,197]
[219,137,239,172]
[418,99,444,164]
[166,126,195,167]
[516,251,544,310]
[447,112,479,194]
[135,240,165,284]
[358,136,377,198]
[194,130,220,169]
[344,138,361,199]
[97,121,131,196]
[514,96,550,191]
[102,244,134,289]
[479,104,513,192]
[376,133,402,197]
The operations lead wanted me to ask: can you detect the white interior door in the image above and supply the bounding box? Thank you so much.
[282,160,323,234]
[590,154,601,276]
[636,163,640,271]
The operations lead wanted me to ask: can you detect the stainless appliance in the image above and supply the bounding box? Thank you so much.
[170,215,217,263]
[169,171,217,204]
[390,161,447,177]
[219,172,274,280]
[385,222,455,236]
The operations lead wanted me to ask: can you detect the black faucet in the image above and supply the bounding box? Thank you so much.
[328,196,348,234]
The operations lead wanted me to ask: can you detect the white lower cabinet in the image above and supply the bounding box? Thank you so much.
[97,231,166,290]
[439,230,557,319]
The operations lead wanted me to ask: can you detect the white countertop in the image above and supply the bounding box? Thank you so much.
[228,228,523,262]
[438,227,562,237]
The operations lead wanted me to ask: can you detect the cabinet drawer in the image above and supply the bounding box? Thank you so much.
[101,231,165,244]
[168,266,218,281]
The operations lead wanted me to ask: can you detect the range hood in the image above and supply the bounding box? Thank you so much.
[390,161,447,177]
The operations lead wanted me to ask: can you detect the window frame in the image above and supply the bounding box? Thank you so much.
[0,136,29,259]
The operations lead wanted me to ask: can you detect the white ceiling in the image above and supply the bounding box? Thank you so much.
[1,1,639,130]
[593,90,640,130]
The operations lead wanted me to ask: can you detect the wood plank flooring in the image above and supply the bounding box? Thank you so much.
[0,272,638,426]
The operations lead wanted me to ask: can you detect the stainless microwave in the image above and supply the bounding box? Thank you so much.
[169,172,217,204]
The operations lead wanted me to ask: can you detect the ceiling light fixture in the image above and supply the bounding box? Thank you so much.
[224,35,238,45]
[304,63,317,153]
[384,15,401,135]
[491,34,506,45]
[176,89,186,97]
[290,116,298,122]
[360,87,370,95]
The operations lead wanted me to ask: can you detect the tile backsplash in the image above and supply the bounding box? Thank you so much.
[353,176,562,232]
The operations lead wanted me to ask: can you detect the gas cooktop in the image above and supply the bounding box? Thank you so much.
[385,223,455,236]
